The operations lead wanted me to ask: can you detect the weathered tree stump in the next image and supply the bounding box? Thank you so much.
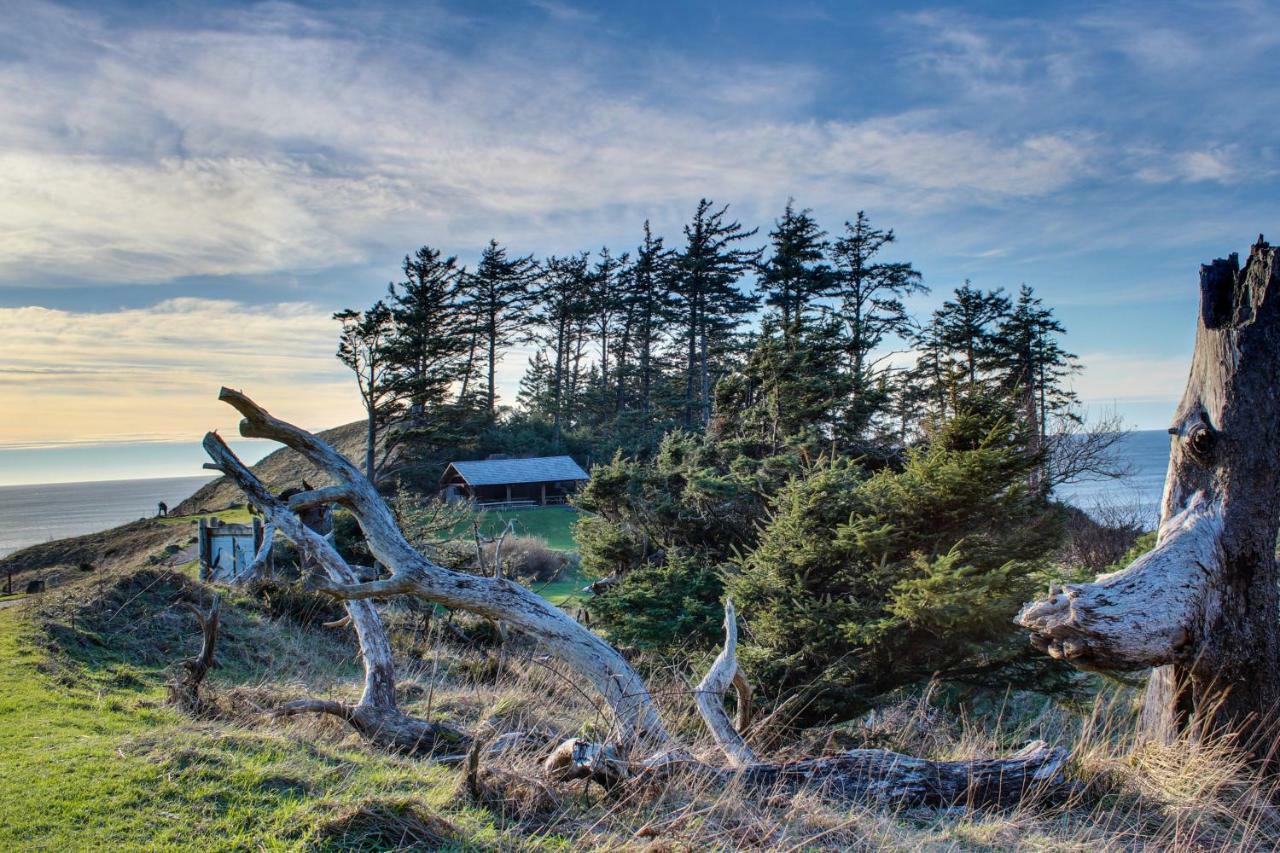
[1019,237,1280,761]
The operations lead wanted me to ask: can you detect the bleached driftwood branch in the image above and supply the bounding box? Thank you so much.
[693,599,756,767]
[212,386,670,746]
[168,594,221,715]
[204,432,463,756]
[206,388,1072,803]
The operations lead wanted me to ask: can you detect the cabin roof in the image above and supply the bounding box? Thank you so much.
[442,455,589,487]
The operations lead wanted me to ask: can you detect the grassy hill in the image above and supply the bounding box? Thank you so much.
[174,421,369,515]
[0,539,1277,849]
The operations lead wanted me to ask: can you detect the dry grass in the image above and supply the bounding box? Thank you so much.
[18,561,1280,850]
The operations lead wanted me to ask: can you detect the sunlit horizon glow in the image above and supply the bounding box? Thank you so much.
[3,0,1277,483]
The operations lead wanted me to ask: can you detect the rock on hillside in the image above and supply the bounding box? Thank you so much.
[174,420,369,514]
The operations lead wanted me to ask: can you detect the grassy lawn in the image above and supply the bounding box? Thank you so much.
[0,607,502,850]
[465,506,581,551]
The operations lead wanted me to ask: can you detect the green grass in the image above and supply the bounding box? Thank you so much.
[465,507,581,551]
[158,507,253,527]
[0,608,504,850]
[531,565,590,608]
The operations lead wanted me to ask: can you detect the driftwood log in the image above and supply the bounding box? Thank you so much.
[203,432,463,756]
[168,594,221,715]
[204,388,1071,804]
[1018,237,1280,760]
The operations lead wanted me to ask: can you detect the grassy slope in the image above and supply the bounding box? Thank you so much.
[0,604,500,850]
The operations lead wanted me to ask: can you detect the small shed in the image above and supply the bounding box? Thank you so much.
[440,455,589,508]
[198,516,266,584]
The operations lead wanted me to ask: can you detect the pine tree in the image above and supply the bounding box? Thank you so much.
[629,221,677,421]
[467,240,538,418]
[829,212,926,442]
[385,246,469,415]
[532,253,593,442]
[992,284,1080,491]
[673,199,762,427]
[932,282,1010,386]
[516,348,556,416]
[334,300,399,482]
[758,201,831,340]
[590,248,627,399]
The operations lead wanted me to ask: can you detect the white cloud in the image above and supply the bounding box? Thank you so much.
[1072,352,1188,406]
[1135,148,1238,184]
[0,1,1099,286]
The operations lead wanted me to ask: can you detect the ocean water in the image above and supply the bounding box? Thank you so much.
[0,475,213,558]
[1055,429,1171,529]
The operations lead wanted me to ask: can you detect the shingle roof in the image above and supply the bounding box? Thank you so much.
[443,455,589,487]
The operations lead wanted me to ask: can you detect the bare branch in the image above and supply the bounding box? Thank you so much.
[693,599,757,766]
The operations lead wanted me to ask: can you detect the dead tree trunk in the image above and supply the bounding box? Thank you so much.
[203,434,464,756]
[169,594,221,715]
[546,600,1071,806]
[204,389,1070,803]
[207,387,671,747]
[1018,238,1280,761]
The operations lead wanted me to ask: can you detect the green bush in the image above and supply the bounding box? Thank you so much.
[729,410,1067,722]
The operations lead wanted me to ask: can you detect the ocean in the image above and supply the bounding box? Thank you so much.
[1054,429,1171,528]
[0,430,1175,559]
[0,475,214,558]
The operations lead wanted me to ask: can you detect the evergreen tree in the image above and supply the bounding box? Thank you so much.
[728,403,1065,722]
[385,246,469,414]
[932,282,1010,386]
[466,240,538,418]
[758,201,831,340]
[829,212,927,441]
[629,221,677,420]
[532,253,593,442]
[673,199,762,427]
[992,284,1081,492]
[589,248,627,400]
[516,348,556,416]
[334,300,399,482]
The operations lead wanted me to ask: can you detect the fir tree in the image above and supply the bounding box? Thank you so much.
[466,240,538,418]
[385,245,469,415]
[334,300,398,482]
[829,212,927,442]
[758,201,831,340]
[673,199,762,427]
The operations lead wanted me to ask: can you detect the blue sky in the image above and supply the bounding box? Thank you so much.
[0,0,1277,483]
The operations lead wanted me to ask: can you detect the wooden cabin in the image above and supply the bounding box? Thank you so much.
[439,455,589,508]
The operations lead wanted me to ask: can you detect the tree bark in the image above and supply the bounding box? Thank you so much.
[548,601,1070,806]
[1018,238,1280,761]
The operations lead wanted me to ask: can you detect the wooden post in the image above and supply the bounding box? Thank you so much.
[540,483,546,506]
[197,518,209,581]
[1018,238,1280,760]
[505,484,512,504]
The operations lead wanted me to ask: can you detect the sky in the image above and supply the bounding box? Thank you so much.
[0,0,1277,485]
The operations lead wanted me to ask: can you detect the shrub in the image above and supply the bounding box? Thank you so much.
[729,409,1069,722]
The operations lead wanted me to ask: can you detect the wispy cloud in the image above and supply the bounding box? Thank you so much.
[0,0,1101,287]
